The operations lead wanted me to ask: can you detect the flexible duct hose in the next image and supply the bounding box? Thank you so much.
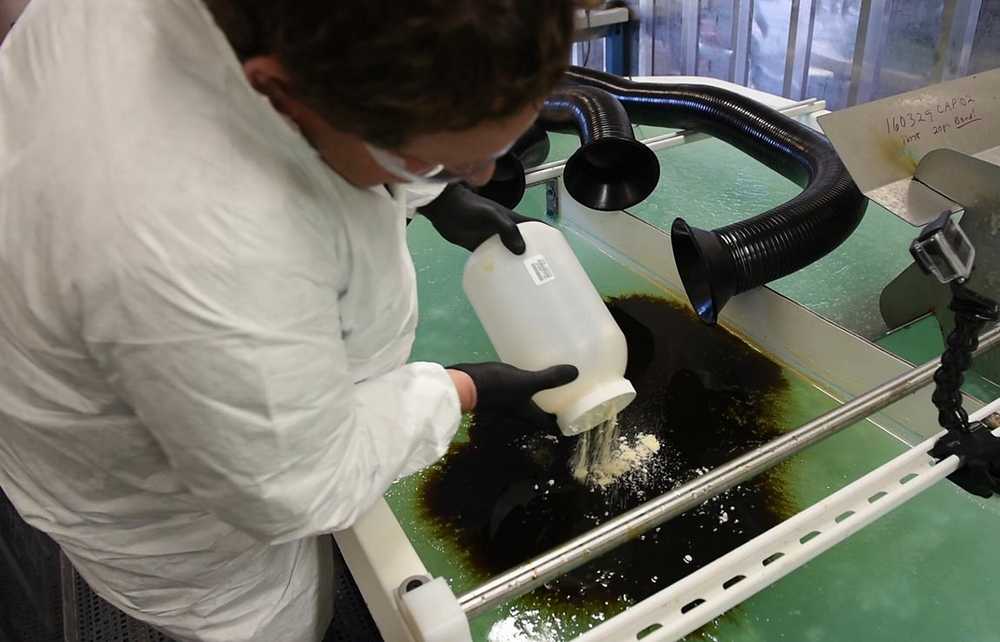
[537,84,660,211]
[564,66,867,324]
[510,122,551,169]
[475,123,551,209]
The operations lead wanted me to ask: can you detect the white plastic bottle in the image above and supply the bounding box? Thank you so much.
[463,221,636,436]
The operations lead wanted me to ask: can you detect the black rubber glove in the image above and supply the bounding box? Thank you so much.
[418,183,534,254]
[449,362,579,427]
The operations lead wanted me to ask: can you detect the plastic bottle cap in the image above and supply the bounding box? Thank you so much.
[556,378,637,437]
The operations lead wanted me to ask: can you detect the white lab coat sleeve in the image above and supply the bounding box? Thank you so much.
[82,253,461,544]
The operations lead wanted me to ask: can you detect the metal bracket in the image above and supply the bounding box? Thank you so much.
[879,149,1000,384]
[572,6,630,42]
[819,71,1000,382]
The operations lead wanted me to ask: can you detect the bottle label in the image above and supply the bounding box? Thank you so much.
[524,254,556,286]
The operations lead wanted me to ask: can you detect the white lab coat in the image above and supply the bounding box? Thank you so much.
[0,1,461,641]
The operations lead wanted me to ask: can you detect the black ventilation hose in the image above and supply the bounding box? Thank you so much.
[537,84,660,212]
[511,122,551,169]
[564,66,868,324]
[475,124,550,209]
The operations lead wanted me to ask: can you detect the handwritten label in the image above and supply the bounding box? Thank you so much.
[817,67,1000,202]
[884,94,982,144]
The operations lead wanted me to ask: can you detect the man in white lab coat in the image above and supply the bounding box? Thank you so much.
[0,1,583,640]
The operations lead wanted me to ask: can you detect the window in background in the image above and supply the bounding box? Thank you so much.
[873,2,946,99]
[651,0,701,75]
[588,0,994,109]
[698,0,738,80]
[572,38,607,71]
[970,0,1000,74]
[748,0,794,95]
[806,0,862,110]
[653,0,689,74]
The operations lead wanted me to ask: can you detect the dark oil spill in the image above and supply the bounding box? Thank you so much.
[419,294,795,622]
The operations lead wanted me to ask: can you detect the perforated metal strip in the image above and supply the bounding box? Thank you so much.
[576,399,1000,642]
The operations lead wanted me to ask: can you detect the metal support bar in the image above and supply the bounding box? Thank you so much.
[953,0,983,79]
[573,6,630,33]
[847,0,892,106]
[732,0,753,85]
[682,0,701,75]
[784,0,818,99]
[605,22,630,76]
[457,325,1000,618]
[933,0,961,83]
[572,26,616,44]
[935,0,983,82]
[782,0,802,97]
[638,0,656,76]
[577,399,1000,641]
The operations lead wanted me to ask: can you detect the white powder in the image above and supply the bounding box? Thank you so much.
[590,432,661,488]
[569,415,622,483]
[570,417,662,489]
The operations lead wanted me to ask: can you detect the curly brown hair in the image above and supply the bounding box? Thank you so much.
[208,1,589,147]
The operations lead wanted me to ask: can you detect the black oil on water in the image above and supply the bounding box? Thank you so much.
[420,295,794,623]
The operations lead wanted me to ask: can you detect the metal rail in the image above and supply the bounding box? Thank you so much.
[457,325,1000,617]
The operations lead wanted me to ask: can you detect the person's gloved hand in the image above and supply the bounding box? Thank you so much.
[448,362,579,427]
[418,184,534,254]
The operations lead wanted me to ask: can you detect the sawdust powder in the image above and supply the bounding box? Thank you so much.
[419,294,793,622]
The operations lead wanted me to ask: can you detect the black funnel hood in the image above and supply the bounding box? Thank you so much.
[563,137,661,212]
[539,85,659,211]
[475,124,550,209]
[475,153,526,209]
[564,66,867,323]
[670,218,738,324]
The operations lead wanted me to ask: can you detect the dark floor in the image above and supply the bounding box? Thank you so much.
[1,489,384,642]
[324,543,383,642]
[0,490,62,642]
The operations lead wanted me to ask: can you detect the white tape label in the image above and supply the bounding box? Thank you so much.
[524,254,556,286]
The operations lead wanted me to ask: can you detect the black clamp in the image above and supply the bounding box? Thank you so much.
[930,283,998,432]
[929,420,1000,498]
[928,281,1000,497]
